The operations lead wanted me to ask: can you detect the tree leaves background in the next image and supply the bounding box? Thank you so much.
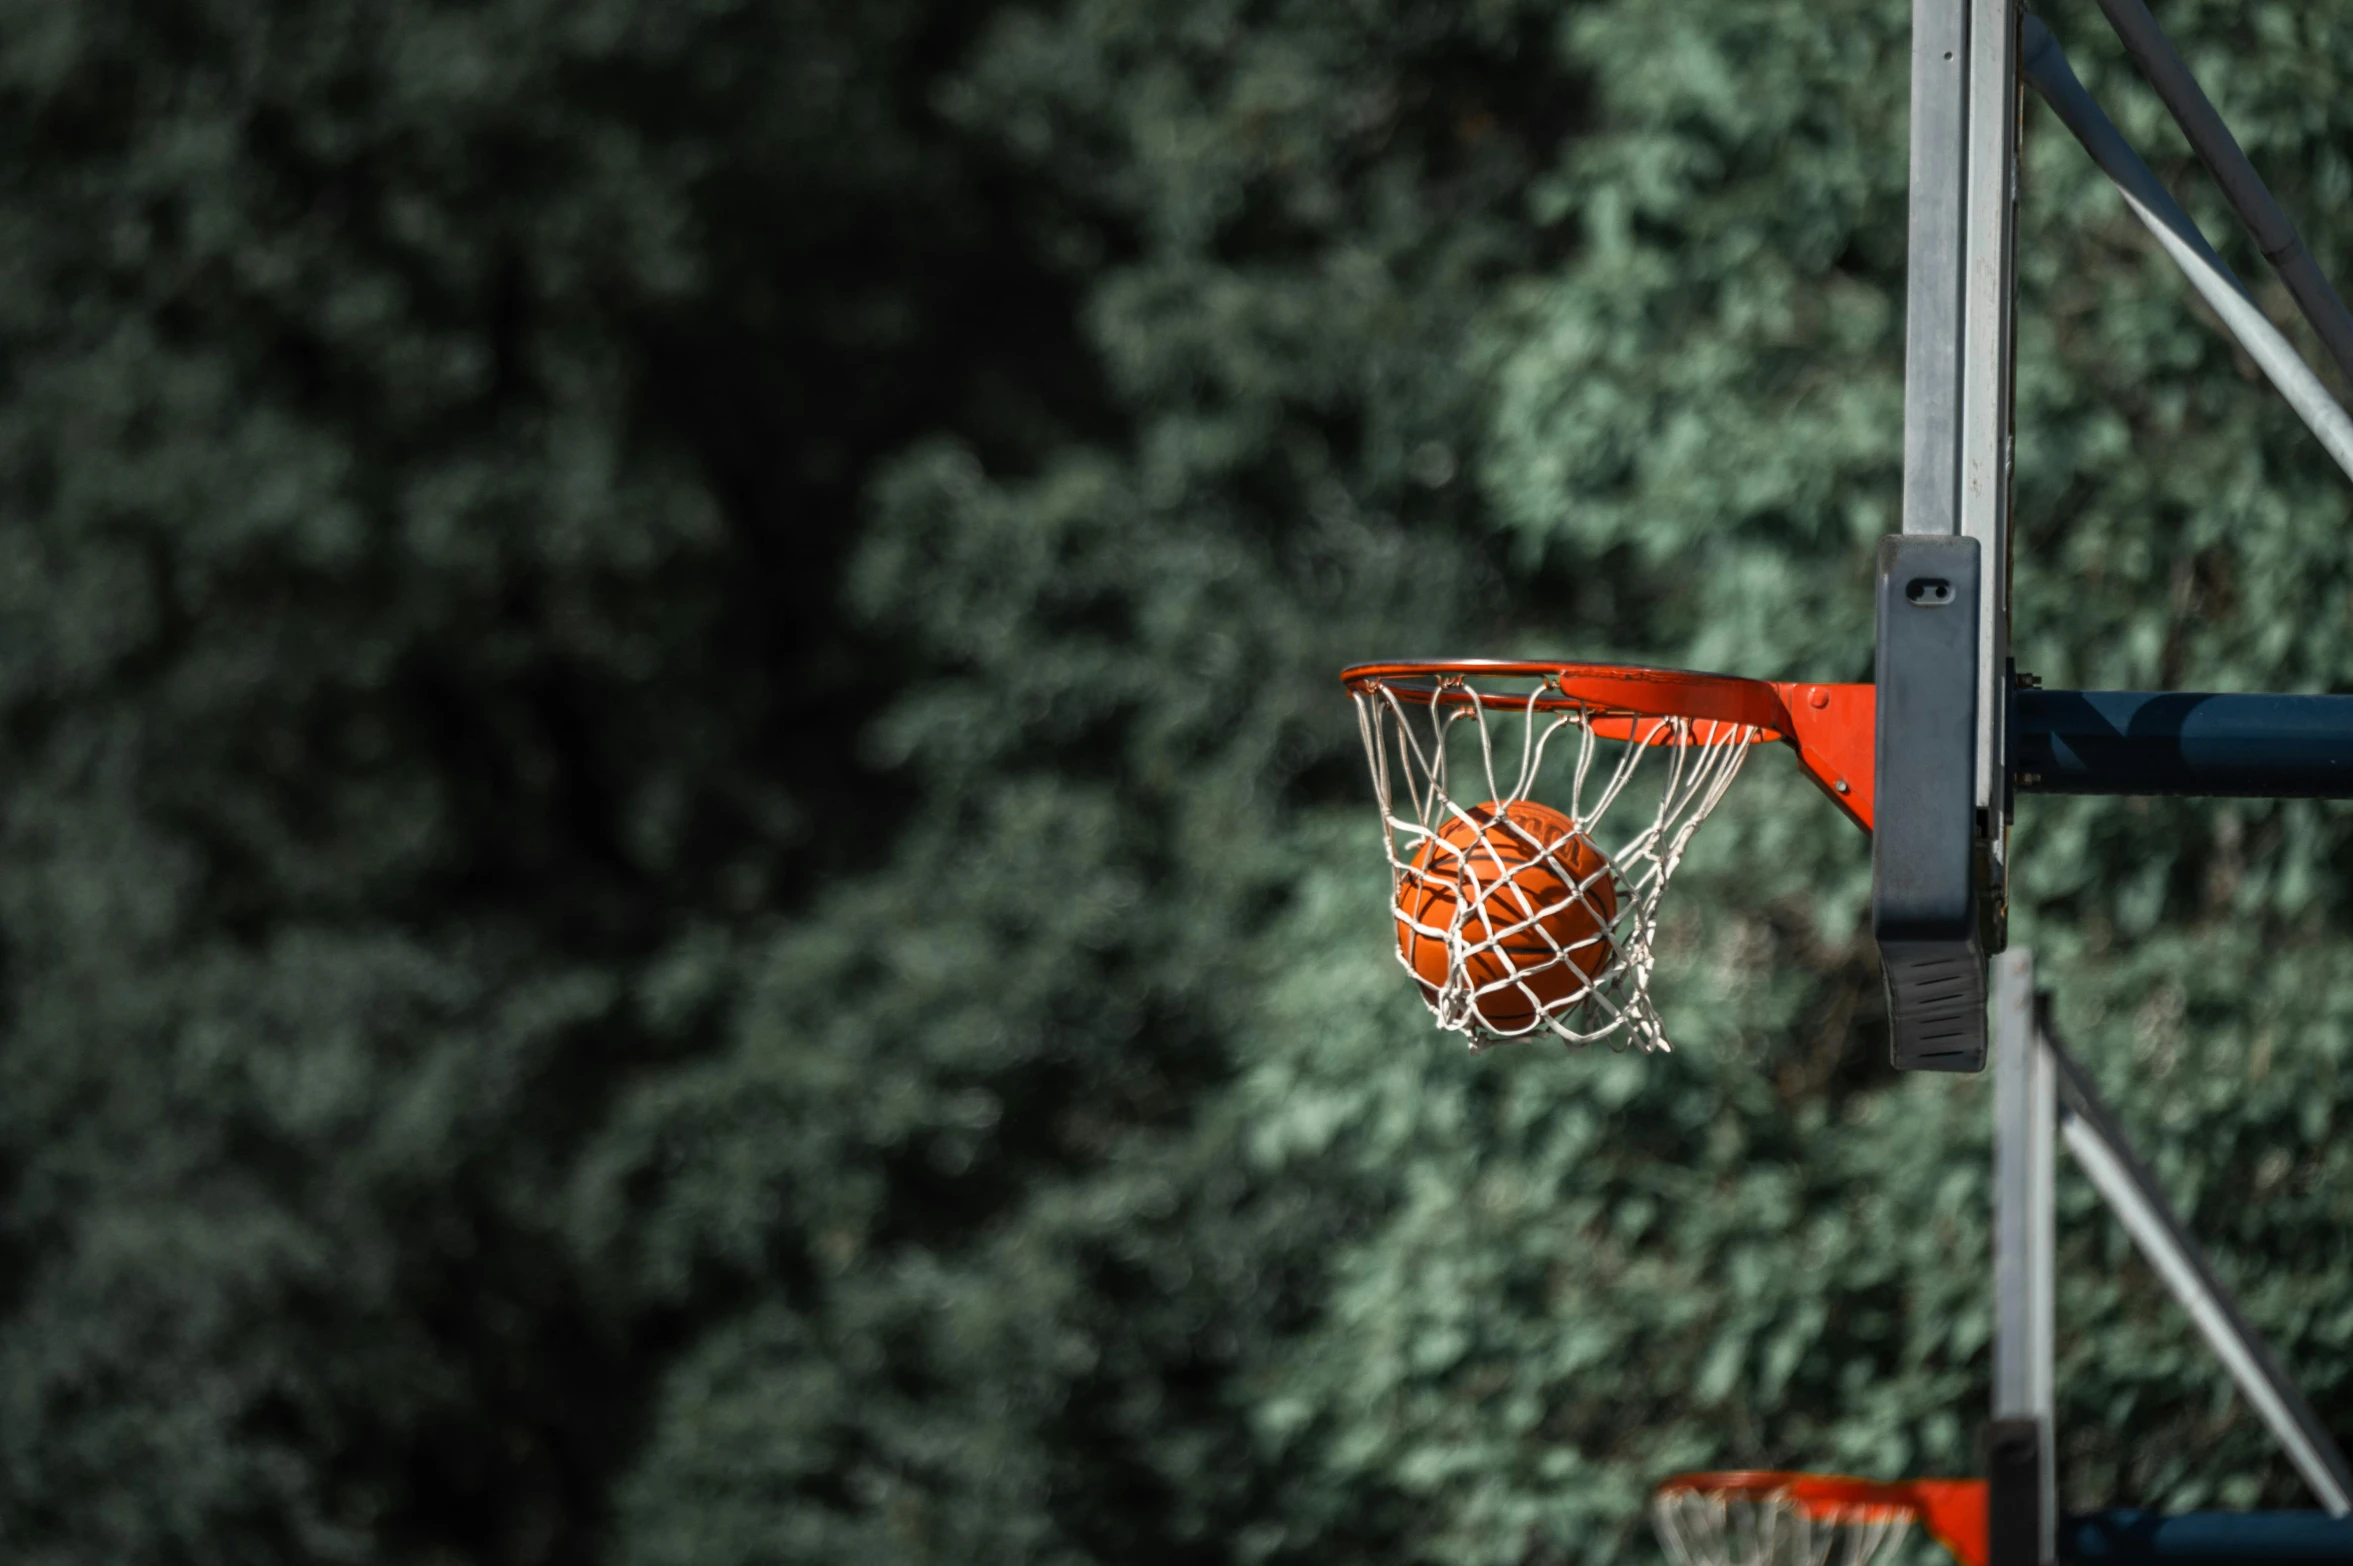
[4,0,2351,1562]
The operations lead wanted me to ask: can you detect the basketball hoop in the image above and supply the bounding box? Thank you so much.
[1343,661,1872,1053]
[1652,1471,1988,1566]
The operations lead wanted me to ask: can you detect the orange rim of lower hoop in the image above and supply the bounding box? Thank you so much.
[1341,659,1879,833]
[1654,1470,1989,1566]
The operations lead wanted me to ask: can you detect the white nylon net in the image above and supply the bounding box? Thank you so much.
[1352,670,1762,1054]
[1652,1487,1914,1566]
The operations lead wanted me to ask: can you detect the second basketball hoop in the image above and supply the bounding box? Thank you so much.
[1345,661,1873,1055]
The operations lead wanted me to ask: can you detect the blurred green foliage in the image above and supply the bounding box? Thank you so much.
[4,0,2353,1562]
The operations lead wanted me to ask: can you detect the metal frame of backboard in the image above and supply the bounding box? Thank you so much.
[1876,0,2353,1073]
[1881,1,2353,1558]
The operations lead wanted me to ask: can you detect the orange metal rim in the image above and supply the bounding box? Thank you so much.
[1342,659,1879,834]
[1654,1469,1818,1501]
[1340,659,1796,737]
[1654,1469,1970,1516]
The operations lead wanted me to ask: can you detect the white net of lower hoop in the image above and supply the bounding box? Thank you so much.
[1352,672,1762,1054]
[1652,1488,1914,1566]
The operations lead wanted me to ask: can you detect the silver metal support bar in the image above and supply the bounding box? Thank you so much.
[2091,0,2353,391]
[2019,17,2353,485]
[1904,0,1970,541]
[1960,0,2018,910]
[2048,1039,2353,1515]
[1992,950,2054,1561]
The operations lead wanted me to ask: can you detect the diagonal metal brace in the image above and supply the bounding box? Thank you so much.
[2042,1017,2353,1515]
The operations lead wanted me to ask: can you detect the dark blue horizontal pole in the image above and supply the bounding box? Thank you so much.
[2015,690,2353,798]
[2063,1509,2353,1562]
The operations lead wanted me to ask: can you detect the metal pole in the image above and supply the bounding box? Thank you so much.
[2090,0,2353,391]
[1993,950,2055,1565]
[2014,689,2353,799]
[2059,1510,2353,1562]
[1959,0,2018,935]
[1903,0,1969,542]
[2019,16,2353,486]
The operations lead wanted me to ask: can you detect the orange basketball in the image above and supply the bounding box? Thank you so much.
[1395,800,1617,1034]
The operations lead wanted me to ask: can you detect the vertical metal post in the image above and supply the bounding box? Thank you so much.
[1992,949,2054,1564]
[1903,0,1970,545]
[1959,0,2019,934]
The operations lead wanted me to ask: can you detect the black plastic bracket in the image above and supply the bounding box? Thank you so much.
[1873,534,1988,1072]
[1989,1416,2048,1566]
